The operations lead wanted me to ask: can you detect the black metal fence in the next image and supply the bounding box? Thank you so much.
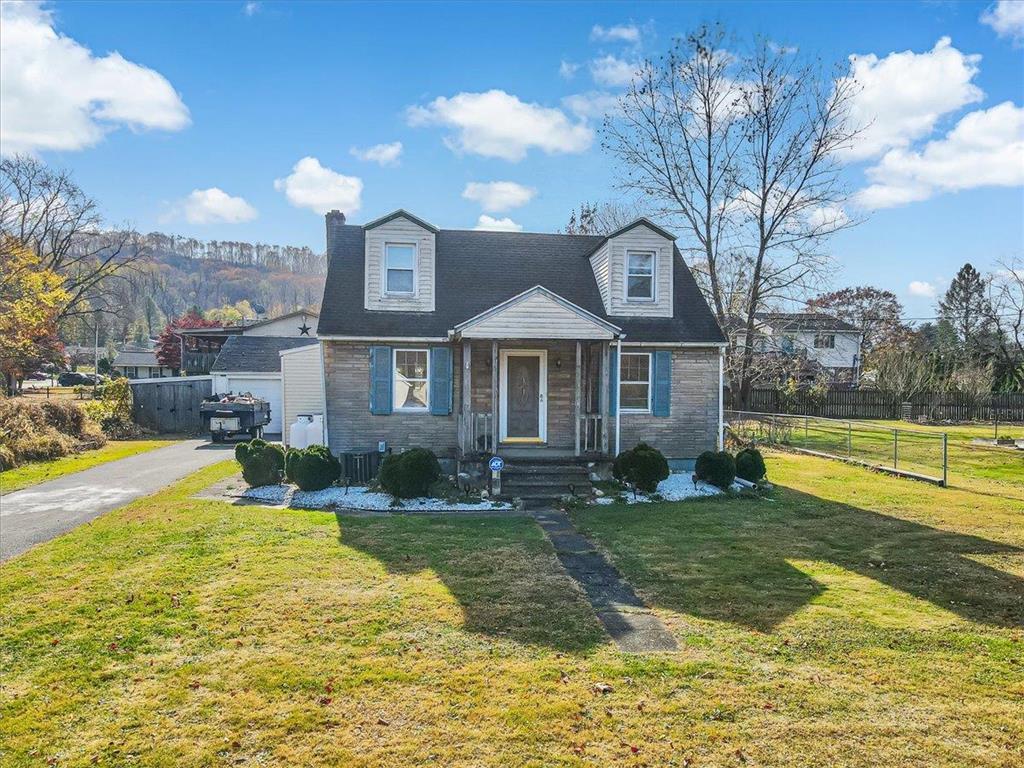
[728,389,1024,422]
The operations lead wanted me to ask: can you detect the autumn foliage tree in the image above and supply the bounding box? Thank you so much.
[0,238,69,392]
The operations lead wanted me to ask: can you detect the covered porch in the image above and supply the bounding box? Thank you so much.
[451,286,622,459]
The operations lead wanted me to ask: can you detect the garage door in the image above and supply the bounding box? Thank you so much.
[218,376,284,435]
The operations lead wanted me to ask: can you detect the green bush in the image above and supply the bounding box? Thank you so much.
[694,450,736,490]
[735,448,766,482]
[378,447,441,498]
[612,442,670,493]
[235,438,285,487]
[83,378,135,438]
[285,445,341,491]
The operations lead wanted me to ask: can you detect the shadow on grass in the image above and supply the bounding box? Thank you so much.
[575,487,1024,633]
[333,512,605,653]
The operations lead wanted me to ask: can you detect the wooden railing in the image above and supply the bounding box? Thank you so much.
[183,351,220,375]
[459,412,494,454]
[578,413,603,454]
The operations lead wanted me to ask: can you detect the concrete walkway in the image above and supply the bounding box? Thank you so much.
[0,440,233,562]
[533,510,678,653]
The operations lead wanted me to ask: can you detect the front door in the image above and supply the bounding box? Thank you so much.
[500,350,547,443]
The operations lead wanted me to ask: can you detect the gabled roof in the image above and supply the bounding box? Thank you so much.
[241,308,319,332]
[364,209,439,234]
[113,350,161,367]
[317,224,725,344]
[211,336,318,373]
[754,312,860,333]
[583,218,677,258]
[454,285,622,340]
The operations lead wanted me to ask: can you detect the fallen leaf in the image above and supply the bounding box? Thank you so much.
[593,682,613,695]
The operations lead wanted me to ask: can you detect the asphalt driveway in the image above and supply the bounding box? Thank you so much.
[0,439,233,562]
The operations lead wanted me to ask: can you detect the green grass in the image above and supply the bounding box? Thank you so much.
[0,439,176,493]
[1,455,1021,767]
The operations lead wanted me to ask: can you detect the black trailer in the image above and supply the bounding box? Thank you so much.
[199,395,271,442]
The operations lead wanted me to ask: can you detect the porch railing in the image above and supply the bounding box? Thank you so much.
[459,411,494,454]
[578,413,603,454]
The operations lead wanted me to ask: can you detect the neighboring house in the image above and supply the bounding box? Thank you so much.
[315,209,726,471]
[177,308,319,374]
[112,348,175,379]
[210,336,319,435]
[730,313,863,382]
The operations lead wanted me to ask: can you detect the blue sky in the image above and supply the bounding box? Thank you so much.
[2,0,1022,320]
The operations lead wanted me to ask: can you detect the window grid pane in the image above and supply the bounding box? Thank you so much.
[394,350,429,410]
[620,354,651,410]
[387,269,414,293]
[626,252,654,298]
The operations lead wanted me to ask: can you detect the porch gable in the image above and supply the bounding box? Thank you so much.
[452,285,622,340]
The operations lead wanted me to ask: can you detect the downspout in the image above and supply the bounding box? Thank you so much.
[614,336,622,457]
[718,347,725,450]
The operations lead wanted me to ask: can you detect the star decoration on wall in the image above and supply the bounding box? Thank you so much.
[298,321,311,336]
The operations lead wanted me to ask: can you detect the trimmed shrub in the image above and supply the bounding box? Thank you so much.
[735,448,766,482]
[612,442,670,493]
[378,447,441,499]
[694,450,736,490]
[235,438,285,487]
[285,445,341,491]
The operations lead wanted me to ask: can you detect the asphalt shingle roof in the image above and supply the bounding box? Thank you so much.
[755,313,860,333]
[210,336,317,373]
[113,350,161,367]
[317,224,726,344]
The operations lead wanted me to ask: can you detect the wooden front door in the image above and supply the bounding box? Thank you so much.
[500,350,547,442]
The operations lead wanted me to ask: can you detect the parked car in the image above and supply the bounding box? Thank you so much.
[25,371,49,381]
[57,372,91,386]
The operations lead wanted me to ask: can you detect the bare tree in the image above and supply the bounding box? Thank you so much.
[564,200,645,235]
[871,347,934,403]
[0,155,145,321]
[985,257,1024,387]
[603,26,743,324]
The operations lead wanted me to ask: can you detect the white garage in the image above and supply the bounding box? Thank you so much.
[210,337,318,436]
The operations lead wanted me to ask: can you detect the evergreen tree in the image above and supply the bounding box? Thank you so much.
[937,264,994,359]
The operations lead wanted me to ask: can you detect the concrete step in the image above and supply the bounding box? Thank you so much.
[504,464,590,475]
[503,476,591,489]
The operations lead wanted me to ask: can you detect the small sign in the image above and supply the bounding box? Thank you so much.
[488,456,505,473]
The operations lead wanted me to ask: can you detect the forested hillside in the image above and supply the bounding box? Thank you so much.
[62,232,328,346]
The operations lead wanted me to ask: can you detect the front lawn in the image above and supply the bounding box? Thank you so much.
[0,439,176,493]
[1,454,1021,767]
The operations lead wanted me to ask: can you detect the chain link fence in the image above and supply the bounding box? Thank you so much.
[725,410,948,486]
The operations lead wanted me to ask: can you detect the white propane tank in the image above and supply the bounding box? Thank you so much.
[305,414,325,446]
[289,415,312,449]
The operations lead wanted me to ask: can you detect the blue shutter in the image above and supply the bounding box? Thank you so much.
[652,350,672,417]
[608,346,618,415]
[429,346,453,415]
[369,346,392,415]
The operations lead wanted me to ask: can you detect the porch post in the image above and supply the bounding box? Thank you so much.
[461,340,472,454]
[491,341,498,453]
[600,341,610,455]
[574,341,582,456]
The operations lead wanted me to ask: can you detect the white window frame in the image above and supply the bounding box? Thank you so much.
[392,347,430,412]
[384,242,417,297]
[619,351,652,413]
[624,250,656,302]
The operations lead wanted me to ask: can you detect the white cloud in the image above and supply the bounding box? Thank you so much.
[462,181,537,213]
[857,101,1024,209]
[589,55,639,87]
[273,157,362,215]
[562,91,622,120]
[172,188,257,224]
[981,1,1024,43]
[807,205,850,230]
[474,215,522,232]
[590,23,640,44]
[243,1,261,16]
[840,37,983,162]
[0,0,190,155]
[908,281,937,298]
[559,60,580,80]
[349,141,403,166]
[407,90,593,162]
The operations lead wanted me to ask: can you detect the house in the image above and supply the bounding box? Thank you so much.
[210,336,319,435]
[730,313,863,382]
[314,209,727,475]
[177,308,319,375]
[112,347,175,379]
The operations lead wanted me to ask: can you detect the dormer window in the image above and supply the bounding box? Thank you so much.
[385,243,416,295]
[625,250,655,301]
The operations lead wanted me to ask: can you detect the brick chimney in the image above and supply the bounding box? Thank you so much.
[325,209,346,254]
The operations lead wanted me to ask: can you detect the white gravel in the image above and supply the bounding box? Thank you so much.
[242,484,512,512]
[592,472,729,505]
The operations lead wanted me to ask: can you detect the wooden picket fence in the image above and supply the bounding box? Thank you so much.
[728,389,1024,422]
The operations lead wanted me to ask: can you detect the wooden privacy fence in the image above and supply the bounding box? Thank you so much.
[729,389,1024,422]
[130,376,212,434]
